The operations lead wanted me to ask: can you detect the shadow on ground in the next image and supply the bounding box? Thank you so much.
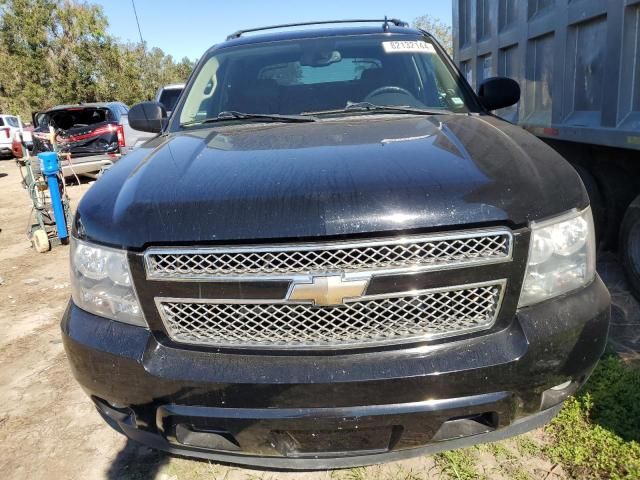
[583,254,640,442]
[578,354,640,442]
[597,253,640,362]
[107,440,169,480]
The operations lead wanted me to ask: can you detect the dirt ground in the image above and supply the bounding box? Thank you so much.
[0,158,637,480]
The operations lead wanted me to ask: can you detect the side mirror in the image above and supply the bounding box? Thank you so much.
[128,101,167,133]
[478,77,520,111]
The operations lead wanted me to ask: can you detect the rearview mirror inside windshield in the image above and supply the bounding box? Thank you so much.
[300,49,342,67]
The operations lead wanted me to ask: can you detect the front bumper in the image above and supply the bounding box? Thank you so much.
[0,145,13,156]
[61,276,610,469]
[59,154,115,177]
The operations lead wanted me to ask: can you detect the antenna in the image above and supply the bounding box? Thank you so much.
[131,0,144,45]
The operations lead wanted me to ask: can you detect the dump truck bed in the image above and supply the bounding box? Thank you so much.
[453,0,640,151]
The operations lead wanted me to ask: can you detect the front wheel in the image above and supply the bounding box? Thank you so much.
[620,195,640,301]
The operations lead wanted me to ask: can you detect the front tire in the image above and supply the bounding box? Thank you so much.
[620,196,640,301]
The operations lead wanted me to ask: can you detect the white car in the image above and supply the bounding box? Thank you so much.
[0,114,32,158]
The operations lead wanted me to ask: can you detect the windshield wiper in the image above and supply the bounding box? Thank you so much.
[181,111,317,127]
[304,102,452,116]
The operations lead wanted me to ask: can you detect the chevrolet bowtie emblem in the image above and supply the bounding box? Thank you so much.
[288,275,368,306]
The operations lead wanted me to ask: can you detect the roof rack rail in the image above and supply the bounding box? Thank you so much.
[226,17,409,41]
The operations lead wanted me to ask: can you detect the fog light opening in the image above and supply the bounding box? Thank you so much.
[92,396,136,426]
[431,412,499,442]
[540,379,578,411]
[551,379,573,391]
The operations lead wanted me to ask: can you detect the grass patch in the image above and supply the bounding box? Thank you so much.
[331,465,426,480]
[338,468,369,480]
[162,460,223,479]
[545,355,640,479]
[483,441,532,480]
[434,448,485,480]
[484,441,515,460]
[580,356,640,442]
[515,436,543,457]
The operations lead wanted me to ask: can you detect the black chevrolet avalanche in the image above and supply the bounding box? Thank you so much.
[62,20,610,469]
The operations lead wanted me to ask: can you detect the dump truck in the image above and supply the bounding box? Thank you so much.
[453,0,640,299]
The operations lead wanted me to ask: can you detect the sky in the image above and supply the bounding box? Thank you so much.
[92,0,452,61]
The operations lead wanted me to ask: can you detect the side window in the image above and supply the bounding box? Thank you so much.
[35,113,48,128]
[180,56,220,124]
[414,54,466,110]
[5,116,19,127]
[0,117,4,127]
[107,107,118,122]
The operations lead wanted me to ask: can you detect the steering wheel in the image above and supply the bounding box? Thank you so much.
[365,86,414,100]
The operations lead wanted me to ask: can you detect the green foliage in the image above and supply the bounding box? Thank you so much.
[545,356,640,479]
[484,441,515,460]
[339,468,369,480]
[434,448,484,480]
[412,14,453,56]
[0,0,195,120]
[515,436,543,457]
[582,355,640,442]
[483,441,533,480]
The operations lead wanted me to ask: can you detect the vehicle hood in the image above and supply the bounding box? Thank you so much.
[77,114,588,249]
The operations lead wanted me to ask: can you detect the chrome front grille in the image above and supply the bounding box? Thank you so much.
[156,282,505,349]
[145,229,513,350]
[145,230,512,279]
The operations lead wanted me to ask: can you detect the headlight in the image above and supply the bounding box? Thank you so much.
[519,207,596,308]
[70,237,146,327]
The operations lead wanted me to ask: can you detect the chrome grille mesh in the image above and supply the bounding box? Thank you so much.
[157,284,503,349]
[145,231,511,278]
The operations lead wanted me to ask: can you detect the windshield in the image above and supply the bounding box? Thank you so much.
[177,34,476,127]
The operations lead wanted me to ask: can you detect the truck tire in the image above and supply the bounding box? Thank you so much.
[620,196,640,301]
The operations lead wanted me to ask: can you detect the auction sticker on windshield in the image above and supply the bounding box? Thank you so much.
[382,41,435,54]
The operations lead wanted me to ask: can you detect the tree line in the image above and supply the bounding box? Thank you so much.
[0,0,194,121]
